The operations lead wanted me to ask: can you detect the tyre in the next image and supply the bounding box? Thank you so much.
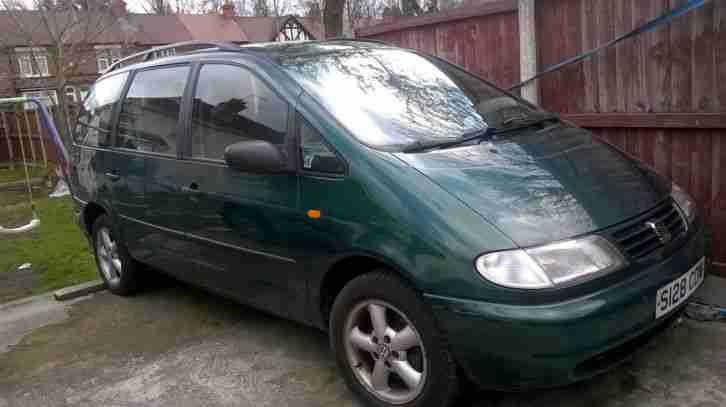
[91,214,140,296]
[330,271,458,407]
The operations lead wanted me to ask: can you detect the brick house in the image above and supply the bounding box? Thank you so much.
[0,1,321,108]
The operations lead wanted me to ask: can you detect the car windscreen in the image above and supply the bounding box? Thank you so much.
[278,48,540,151]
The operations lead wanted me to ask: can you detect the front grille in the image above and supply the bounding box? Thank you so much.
[612,200,687,259]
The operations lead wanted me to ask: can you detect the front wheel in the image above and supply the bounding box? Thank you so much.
[330,272,458,407]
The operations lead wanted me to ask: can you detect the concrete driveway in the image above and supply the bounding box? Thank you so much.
[1,281,725,407]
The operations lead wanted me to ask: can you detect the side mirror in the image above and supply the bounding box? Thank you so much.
[224,140,287,174]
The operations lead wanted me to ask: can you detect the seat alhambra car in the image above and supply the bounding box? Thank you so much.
[70,40,705,407]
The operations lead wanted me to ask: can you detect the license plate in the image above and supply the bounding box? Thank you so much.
[655,257,705,319]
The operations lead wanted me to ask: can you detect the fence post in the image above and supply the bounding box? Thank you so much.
[519,0,540,104]
[1,112,14,169]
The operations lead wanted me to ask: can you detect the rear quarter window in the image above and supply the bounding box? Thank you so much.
[74,72,128,147]
[116,65,190,155]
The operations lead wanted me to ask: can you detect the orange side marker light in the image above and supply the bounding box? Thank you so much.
[307,209,321,219]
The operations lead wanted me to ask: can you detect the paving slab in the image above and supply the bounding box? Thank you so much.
[0,282,724,407]
[694,274,726,308]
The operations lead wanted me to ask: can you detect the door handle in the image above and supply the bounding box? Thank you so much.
[181,183,202,195]
[105,172,120,182]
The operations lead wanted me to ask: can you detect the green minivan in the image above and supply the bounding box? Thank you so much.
[70,40,705,406]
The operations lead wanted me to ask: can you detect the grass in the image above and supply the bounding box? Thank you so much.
[0,189,97,294]
[0,164,49,184]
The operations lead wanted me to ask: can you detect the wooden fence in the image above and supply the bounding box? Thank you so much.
[357,0,726,275]
[0,107,70,166]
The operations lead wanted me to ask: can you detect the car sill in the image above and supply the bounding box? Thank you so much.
[118,215,297,264]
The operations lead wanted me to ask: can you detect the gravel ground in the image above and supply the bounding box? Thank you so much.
[0,281,725,407]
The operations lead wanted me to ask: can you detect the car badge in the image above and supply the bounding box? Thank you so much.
[645,221,671,244]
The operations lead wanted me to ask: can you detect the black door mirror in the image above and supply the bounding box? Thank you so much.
[224,140,287,173]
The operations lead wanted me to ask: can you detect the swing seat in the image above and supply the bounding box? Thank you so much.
[0,216,40,235]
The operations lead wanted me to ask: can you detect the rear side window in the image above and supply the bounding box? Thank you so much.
[74,72,128,147]
[116,65,189,155]
[190,64,288,160]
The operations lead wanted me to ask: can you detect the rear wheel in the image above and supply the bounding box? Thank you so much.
[330,272,458,407]
[92,215,140,296]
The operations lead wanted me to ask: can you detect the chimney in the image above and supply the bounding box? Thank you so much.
[110,0,127,17]
[221,2,235,19]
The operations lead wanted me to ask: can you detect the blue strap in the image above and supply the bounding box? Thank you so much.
[509,0,707,90]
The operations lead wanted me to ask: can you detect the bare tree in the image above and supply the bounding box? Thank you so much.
[345,0,382,33]
[399,0,420,15]
[253,0,269,16]
[172,0,200,13]
[141,0,173,14]
[324,0,343,37]
[0,0,119,146]
[301,0,321,17]
[233,0,251,16]
[270,0,292,16]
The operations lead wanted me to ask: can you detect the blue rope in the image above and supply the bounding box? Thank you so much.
[509,0,708,91]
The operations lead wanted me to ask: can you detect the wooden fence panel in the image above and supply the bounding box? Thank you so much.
[359,1,726,274]
[356,2,520,89]
[0,109,60,165]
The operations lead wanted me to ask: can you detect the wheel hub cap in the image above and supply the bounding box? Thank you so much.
[377,344,390,360]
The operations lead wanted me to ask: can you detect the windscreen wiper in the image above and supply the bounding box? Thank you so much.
[403,127,496,154]
[403,113,560,154]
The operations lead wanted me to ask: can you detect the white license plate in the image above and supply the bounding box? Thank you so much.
[655,257,705,319]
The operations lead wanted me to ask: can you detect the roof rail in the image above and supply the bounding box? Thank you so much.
[327,38,390,45]
[104,40,242,74]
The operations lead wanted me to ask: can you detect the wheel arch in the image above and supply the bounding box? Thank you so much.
[316,252,419,329]
[82,201,111,235]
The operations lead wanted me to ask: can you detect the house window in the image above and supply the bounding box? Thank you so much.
[95,45,122,73]
[21,90,57,110]
[276,20,312,42]
[65,86,77,104]
[16,48,49,78]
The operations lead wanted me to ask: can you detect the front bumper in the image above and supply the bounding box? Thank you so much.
[425,223,705,390]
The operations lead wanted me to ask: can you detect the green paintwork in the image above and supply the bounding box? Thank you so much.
[69,41,705,390]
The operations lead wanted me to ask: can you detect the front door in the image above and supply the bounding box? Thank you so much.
[180,63,303,319]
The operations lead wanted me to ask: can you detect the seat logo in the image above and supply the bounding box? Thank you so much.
[645,221,671,244]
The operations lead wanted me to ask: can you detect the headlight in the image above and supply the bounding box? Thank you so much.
[475,235,626,289]
[671,183,696,223]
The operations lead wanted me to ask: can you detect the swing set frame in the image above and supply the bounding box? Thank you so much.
[0,96,69,236]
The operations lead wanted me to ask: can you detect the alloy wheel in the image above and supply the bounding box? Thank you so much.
[343,299,427,404]
[96,227,122,284]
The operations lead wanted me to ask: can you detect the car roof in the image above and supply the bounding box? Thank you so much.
[239,39,393,60]
[98,39,394,79]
